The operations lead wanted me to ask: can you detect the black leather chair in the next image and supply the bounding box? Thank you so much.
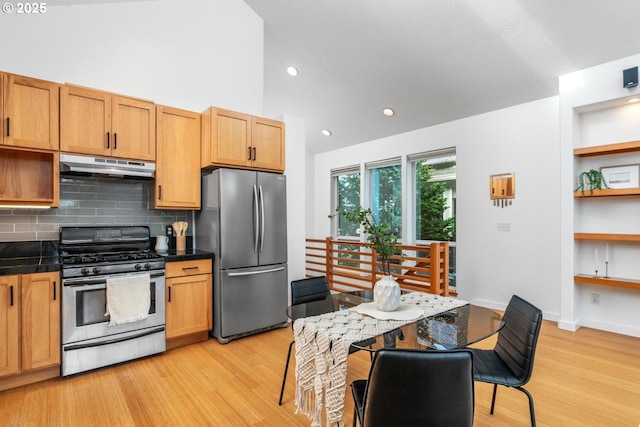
[278,276,332,405]
[350,348,474,427]
[469,295,543,427]
[279,276,375,405]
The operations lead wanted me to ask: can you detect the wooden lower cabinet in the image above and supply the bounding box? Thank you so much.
[0,275,19,377]
[165,259,212,349]
[21,272,60,370]
[0,271,60,391]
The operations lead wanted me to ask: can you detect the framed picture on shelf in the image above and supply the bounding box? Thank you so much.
[600,164,640,189]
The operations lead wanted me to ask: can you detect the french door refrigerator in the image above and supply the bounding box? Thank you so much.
[196,168,288,343]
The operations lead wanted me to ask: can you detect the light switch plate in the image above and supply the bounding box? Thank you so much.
[497,222,511,232]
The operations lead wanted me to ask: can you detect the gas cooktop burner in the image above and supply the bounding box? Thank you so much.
[61,250,163,265]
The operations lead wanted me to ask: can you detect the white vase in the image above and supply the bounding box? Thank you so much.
[374,275,400,311]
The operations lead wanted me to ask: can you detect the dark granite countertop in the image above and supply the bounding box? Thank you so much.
[0,240,213,275]
[0,241,60,275]
[159,249,214,263]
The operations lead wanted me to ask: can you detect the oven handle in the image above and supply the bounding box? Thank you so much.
[63,326,165,351]
[63,272,165,287]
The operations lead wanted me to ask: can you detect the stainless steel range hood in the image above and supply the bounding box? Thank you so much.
[60,153,155,179]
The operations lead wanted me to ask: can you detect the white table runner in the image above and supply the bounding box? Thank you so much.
[293,292,468,427]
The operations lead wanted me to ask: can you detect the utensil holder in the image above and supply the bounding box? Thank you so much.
[176,235,186,252]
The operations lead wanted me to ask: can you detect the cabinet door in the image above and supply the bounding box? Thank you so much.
[0,275,19,377]
[166,274,212,338]
[21,272,60,371]
[111,97,156,161]
[3,74,59,151]
[202,107,251,168]
[60,85,111,156]
[251,116,285,172]
[155,106,201,209]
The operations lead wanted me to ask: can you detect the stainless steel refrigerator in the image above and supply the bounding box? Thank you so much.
[196,168,288,343]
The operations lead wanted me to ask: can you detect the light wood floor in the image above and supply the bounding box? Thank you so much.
[1,320,639,427]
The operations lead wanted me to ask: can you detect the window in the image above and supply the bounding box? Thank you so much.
[410,149,456,286]
[332,166,361,237]
[367,158,402,238]
[331,167,362,269]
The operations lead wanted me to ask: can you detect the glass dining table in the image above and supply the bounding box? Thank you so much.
[286,289,504,352]
[288,289,504,426]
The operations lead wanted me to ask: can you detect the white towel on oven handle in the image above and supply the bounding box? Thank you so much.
[105,273,151,326]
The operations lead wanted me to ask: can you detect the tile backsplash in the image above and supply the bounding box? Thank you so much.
[0,176,191,242]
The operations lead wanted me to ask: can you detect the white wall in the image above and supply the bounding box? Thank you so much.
[282,114,306,284]
[313,97,561,317]
[0,0,263,114]
[559,53,640,337]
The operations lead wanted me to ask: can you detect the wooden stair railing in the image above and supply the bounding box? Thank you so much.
[305,237,452,296]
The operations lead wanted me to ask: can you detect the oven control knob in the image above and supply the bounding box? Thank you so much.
[144,263,151,270]
[81,268,90,276]
[92,267,101,274]
[135,263,142,271]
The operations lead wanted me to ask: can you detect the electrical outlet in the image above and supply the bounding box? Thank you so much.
[497,222,511,232]
[590,293,600,304]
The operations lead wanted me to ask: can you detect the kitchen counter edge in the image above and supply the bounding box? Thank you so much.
[161,249,214,263]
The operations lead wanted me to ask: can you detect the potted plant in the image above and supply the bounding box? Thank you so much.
[330,206,403,311]
[576,169,608,195]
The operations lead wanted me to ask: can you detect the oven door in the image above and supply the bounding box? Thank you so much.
[62,271,165,345]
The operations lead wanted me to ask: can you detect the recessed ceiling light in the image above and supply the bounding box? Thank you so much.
[382,108,395,117]
[322,129,332,136]
[627,97,640,103]
[286,66,299,77]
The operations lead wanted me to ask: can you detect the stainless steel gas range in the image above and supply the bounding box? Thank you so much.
[59,226,166,376]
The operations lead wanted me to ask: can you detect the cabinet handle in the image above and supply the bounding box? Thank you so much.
[168,286,171,302]
[158,185,162,200]
[248,147,252,160]
[253,147,256,161]
[9,285,13,306]
[107,131,110,148]
[114,133,117,150]
[182,266,199,271]
[5,117,9,137]
[53,281,57,301]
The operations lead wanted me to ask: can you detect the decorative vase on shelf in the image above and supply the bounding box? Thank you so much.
[374,275,400,311]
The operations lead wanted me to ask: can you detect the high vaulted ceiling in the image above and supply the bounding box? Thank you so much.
[245,0,640,153]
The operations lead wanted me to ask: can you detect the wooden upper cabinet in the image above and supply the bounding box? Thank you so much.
[154,106,201,209]
[201,107,251,168]
[1,73,59,151]
[60,85,155,161]
[0,147,59,207]
[60,85,110,156]
[251,116,285,172]
[201,106,285,173]
[111,96,156,161]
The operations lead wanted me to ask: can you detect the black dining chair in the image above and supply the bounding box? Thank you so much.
[350,348,474,427]
[279,276,375,405]
[469,295,543,427]
[278,276,332,405]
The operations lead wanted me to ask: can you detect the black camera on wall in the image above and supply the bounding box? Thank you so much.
[623,66,638,88]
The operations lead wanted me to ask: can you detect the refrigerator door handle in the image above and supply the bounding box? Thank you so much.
[253,184,259,253]
[259,185,265,253]
[227,266,286,277]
